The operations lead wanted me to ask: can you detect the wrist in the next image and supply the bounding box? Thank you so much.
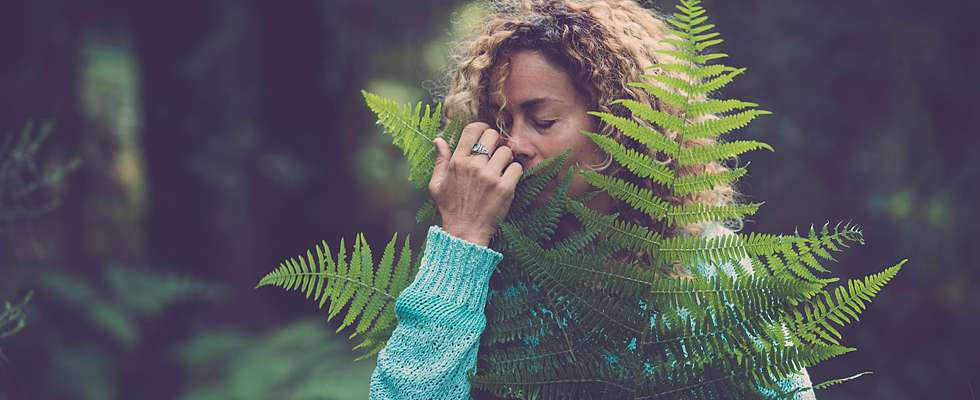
[441,225,492,247]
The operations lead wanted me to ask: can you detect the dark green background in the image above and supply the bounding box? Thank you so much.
[1,0,976,398]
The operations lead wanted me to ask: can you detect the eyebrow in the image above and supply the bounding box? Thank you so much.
[518,96,562,112]
[489,96,563,114]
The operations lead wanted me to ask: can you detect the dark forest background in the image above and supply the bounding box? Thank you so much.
[0,0,977,399]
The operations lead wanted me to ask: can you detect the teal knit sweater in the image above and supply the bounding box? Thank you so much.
[369,225,816,399]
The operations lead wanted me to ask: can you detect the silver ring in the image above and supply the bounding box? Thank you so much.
[469,143,491,157]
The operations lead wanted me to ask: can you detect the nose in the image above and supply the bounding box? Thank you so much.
[503,121,536,169]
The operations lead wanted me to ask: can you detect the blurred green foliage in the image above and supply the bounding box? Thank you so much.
[10,267,223,400]
[39,266,225,349]
[0,121,79,229]
[176,319,376,400]
[0,292,31,360]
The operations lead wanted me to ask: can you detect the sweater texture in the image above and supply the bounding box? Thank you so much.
[369,225,815,399]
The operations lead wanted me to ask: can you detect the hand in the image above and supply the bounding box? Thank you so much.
[428,122,524,247]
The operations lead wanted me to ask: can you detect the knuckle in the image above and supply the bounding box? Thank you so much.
[462,159,480,172]
[479,171,497,184]
[465,121,491,134]
[494,179,513,192]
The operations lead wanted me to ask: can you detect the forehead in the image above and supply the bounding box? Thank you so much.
[489,50,579,106]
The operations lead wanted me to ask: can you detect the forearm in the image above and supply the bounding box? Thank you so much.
[369,225,502,399]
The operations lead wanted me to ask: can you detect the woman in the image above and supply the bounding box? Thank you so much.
[369,0,815,398]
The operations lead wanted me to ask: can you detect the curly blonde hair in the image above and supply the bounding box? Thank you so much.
[437,0,748,246]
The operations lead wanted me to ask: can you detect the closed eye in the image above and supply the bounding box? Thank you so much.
[535,120,556,129]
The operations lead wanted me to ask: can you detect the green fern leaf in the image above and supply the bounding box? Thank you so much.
[672,166,748,196]
[362,90,460,188]
[586,111,678,157]
[789,260,906,346]
[581,131,673,185]
[567,199,664,260]
[649,63,737,80]
[257,232,415,357]
[684,110,772,139]
[580,170,672,220]
[677,140,774,167]
[612,99,686,133]
[668,201,763,227]
[627,81,688,109]
[509,150,570,215]
[687,98,760,117]
[415,199,437,224]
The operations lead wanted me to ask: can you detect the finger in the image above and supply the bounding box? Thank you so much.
[501,161,524,189]
[486,145,513,175]
[452,122,491,161]
[471,128,500,163]
[431,138,451,181]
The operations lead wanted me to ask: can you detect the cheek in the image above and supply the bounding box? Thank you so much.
[570,135,601,166]
[570,117,599,158]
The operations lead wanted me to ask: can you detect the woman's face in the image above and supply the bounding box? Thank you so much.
[489,49,604,205]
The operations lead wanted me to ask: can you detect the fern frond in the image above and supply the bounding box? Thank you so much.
[502,223,656,300]
[650,63,737,80]
[501,223,647,336]
[362,90,461,188]
[567,199,664,261]
[747,222,864,281]
[811,371,873,390]
[552,218,600,254]
[581,131,674,186]
[579,171,671,220]
[648,273,816,333]
[746,343,856,395]
[473,350,633,399]
[415,199,437,224]
[657,231,763,268]
[257,232,415,357]
[512,168,573,242]
[694,68,745,94]
[684,110,772,139]
[626,82,688,109]
[612,99,686,133]
[642,67,743,97]
[787,260,906,346]
[687,99,760,117]
[587,111,678,156]
[643,73,699,97]
[510,150,570,215]
[672,166,747,196]
[667,201,763,227]
[676,140,773,167]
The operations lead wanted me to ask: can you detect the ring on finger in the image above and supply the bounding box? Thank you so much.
[469,143,491,157]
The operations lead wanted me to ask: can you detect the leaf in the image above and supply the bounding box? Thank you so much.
[256,232,414,358]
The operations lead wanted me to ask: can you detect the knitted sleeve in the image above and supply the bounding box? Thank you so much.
[369,225,503,400]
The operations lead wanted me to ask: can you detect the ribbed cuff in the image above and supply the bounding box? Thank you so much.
[409,225,503,311]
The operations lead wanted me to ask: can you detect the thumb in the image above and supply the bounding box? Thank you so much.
[431,137,451,179]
